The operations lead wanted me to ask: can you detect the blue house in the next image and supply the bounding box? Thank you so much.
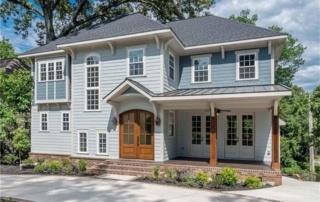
[20,13,290,185]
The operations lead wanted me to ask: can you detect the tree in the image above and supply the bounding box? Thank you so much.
[229,9,257,25]
[311,85,320,152]
[229,10,306,87]
[0,38,17,59]
[0,0,214,45]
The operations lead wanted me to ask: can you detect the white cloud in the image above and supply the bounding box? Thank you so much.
[212,0,320,91]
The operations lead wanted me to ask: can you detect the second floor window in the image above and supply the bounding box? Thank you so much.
[40,64,47,81]
[56,61,63,80]
[48,62,55,80]
[85,55,100,110]
[38,60,64,82]
[192,55,211,83]
[128,48,144,76]
[236,50,259,80]
[169,53,175,80]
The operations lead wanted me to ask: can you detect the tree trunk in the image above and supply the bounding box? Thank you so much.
[40,0,56,44]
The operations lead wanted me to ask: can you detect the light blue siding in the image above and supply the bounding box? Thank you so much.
[47,82,54,99]
[179,47,271,89]
[37,83,46,100]
[163,110,178,160]
[56,81,66,99]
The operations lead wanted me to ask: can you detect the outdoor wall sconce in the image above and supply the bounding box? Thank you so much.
[111,117,118,126]
[155,116,161,126]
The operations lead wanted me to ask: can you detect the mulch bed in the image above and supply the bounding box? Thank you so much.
[136,177,271,191]
[0,165,35,175]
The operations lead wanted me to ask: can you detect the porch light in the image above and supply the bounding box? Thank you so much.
[155,116,161,126]
[111,117,118,126]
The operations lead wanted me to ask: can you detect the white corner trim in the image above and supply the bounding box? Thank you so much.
[274,100,279,116]
[160,43,164,93]
[210,103,215,117]
[18,50,65,58]
[271,47,275,84]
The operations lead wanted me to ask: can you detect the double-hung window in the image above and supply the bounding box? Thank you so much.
[169,52,175,80]
[78,131,88,153]
[85,55,100,110]
[127,46,146,76]
[168,111,175,137]
[38,60,64,82]
[40,112,48,131]
[236,49,259,80]
[97,132,107,154]
[61,112,70,131]
[191,55,211,83]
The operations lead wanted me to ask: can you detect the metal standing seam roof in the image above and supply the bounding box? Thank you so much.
[20,13,285,56]
[104,78,291,100]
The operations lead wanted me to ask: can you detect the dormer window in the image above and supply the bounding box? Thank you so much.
[38,59,64,82]
[127,45,146,77]
[236,49,259,80]
[191,54,211,83]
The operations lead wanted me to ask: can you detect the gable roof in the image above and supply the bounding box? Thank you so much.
[20,13,285,56]
[165,15,285,47]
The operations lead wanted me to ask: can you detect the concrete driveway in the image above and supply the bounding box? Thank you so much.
[0,174,267,202]
[226,177,320,202]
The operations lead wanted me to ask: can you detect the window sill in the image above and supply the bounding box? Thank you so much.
[39,131,50,133]
[77,152,89,155]
[126,75,147,78]
[191,81,211,84]
[95,153,109,156]
[83,110,102,112]
[60,131,71,133]
[235,78,259,81]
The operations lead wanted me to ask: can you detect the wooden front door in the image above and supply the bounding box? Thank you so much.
[120,110,154,160]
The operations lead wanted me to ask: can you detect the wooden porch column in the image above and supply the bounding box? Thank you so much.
[210,110,218,166]
[271,111,280,170]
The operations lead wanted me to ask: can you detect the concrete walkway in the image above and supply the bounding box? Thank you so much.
[226,177,320,202]
[0,174,267,202]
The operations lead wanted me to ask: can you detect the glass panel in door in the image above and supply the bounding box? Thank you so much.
[123,112,135,144]
[192,116,202,145]
[139,111,152,145]
[242,115,253,146]
[225,115,239,158]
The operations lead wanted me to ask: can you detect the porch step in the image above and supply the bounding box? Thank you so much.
[101,160,159,167]
[96,164,154,172]
[88,168,151,176]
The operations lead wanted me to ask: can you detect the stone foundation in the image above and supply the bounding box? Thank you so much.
[29,153,282,186]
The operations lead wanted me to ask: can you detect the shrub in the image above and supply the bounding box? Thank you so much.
[62,166,74,175]
[315,163,320,174]
[210,175,224,188]
[182,173,195,187]
[194,170,209,186]
[299,171,317,181]
[3,154,18,165]
[244,176,262,189]
[47,161,62,173]
[34,163,48,173]
[61,158,73,167]
[175,169,187,182]
[21,158,34,166]
[36,158,45,165]
[78,159,87,173]
[164,167,176,182]
[281,166,301,175]
[220,167,238,186]
[152,166,160,179]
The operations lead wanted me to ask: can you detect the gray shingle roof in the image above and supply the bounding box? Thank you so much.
[166,15,285,47]
[0,59,31,73]
[21,13,285,56]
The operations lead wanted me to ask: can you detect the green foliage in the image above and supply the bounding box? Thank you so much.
[243,176,262,189]
[211,175,224,188]
[0,0,214,45]
[78,159,87,173]
[47,161,63,173]
[194,170,209,186]
[0,38,17,59]
[164,167,176,182]
[280,86,309,169]
[61,158,73,167]
[315,163,320,174]
[36,158,45,165]
[299,171,317,181]
[3,154,18,165]
[281,166,301,175]
[229,9,258,25]
[21,158,34,166]
[182,173,195,187]
[12,128,30,154]
[311,85,320,150]
[220,167,238,186]
[152,166,160,179]
[62,166,74,175]
[34,163,48,173]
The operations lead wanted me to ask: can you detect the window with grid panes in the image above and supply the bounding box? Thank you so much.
[48,62,55,80]
[169,53,175,80]
[79,132,87,152]
[128,49,144,76]
[238,54,256,79]
[56,61,63,80]
[193,57,210,82]
[40,113,48,131]
[85,55,99,110]
[168,112,175,137]
[98,133,107,154]
[40,63,47,81]
[62,112,70,131]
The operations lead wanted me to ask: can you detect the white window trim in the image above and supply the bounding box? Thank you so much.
[235,49,259,81]
[168,111,175,137]
[191,54,212,83]
[37,59,65,82]
[60,111,70,132]
[39,112,49,132]
[168,51,175,81]
[96,130,108,155]
[77,130,89,154]
[84,53,101,111]
[126,45,147,77]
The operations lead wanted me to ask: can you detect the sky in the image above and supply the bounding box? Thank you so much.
[0,0,319,92]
